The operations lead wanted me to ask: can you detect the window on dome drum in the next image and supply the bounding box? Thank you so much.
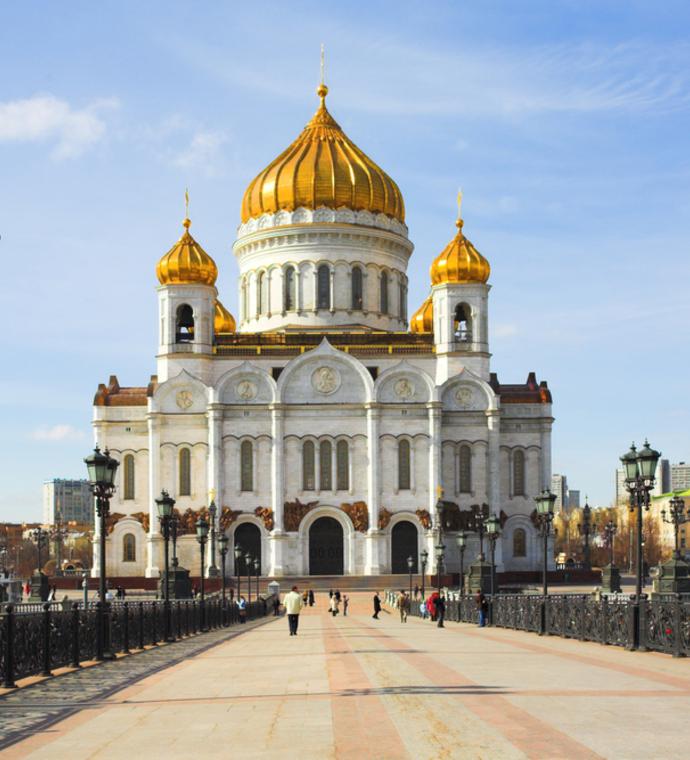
[303,441,315,491]
[399,282,407,320]
[513,450,526,496]
[398,439,411,491]
[459,445,472,493]
[336,440,349,491]
[241,279,248,321]
[240,440,253,492]
[175,304,194,343]
[123,454,135,500]
[284,266,296,311]
[454,304,472,342]
[317,265,330,309]
[122,533,136,562]
[351,266,363,310]
[380,271,389,314]
[513,528,527,558]
[179,448,191,496]
[320,440,332,490]
[258,272,268,315]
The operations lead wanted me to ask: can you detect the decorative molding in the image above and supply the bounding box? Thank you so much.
[220,507,243,531]
[254,506,274,531]
[106,512,126,534]
[378,507,393,530]
[415,509,432,530]
[284,498,319,532]
[131,512,150,533]
[340,501,369,533]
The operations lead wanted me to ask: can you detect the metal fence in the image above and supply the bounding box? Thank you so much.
[1,596,271,688]
[385,591,690,657]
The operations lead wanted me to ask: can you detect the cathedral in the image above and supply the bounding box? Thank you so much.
[92,78,554,580]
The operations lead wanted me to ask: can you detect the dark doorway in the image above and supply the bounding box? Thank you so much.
[391,521,418,573]
[309,517,344,575]
[234,523,261,575]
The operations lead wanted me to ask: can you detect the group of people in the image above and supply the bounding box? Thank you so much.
[395,589,490,628]
[328,588,349,616]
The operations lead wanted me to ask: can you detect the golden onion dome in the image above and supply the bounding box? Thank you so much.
[241,84,405,224]
[409,295,433,333]
[214,299,236,333]
[156,217,218,286]
[430,214,490,286]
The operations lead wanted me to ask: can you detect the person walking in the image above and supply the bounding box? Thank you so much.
[475,590,487,627]
[372,591,381,620]
[283,585,303,636]
[436,593,446,628]
[237,595,247,623]
[343,594,349,616]
[272,595,281,616]
[308,589,315,607]
[400,591,410,623]
[413,584,419,600]
[330,593,340,616]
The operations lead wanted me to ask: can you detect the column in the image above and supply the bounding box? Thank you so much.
[207,406,223,574]
[540,426,552,492]
[487,410,502,569]
[145,413,161,578]
[428,403,443,574]
[365,404,382,574]
[269,404,287,576]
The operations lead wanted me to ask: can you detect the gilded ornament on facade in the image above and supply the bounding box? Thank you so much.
[106,512,126,534]
[254,506,274,531]
[236,380,257,400]
[131,511,150,533]
[378,507,393,530]
[219,507,243,531]
[175,390,194,410]
[455,386,474,407]
[341,501,369,533]
[312,366,340,395]
[415,509,432,529]
[284,499,319,532]
[394,378,414,400]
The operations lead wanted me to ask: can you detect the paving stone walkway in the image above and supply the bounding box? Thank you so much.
[3,593,690,759]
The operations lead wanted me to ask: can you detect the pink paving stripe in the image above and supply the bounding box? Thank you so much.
[322,613,411,760]
[354,619,605,760]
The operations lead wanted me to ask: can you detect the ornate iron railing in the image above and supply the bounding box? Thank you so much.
[0,596,273,688]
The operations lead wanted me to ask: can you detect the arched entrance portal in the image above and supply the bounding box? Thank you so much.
[391,521,418,573]
[234,523,261,575]
[309,517,344,575]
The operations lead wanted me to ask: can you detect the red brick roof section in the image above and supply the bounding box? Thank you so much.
[489,372,552,404]
[93,374,157,406]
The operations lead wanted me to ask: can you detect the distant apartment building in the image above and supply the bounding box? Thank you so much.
[671,462,690,492]
[42,480,93,525]
[568,489,581,509]
[551,474,568,512]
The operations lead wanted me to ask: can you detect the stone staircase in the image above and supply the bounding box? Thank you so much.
[258,574,448,592]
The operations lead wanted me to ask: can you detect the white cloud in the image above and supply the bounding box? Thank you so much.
[0,94,118,159]
[493,324,519,339]
[29,424,86,442]
[171,130,227,176]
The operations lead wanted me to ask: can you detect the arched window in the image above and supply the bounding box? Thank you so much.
[513,450,525,496]
[399,282,407,320]
[454,304,471,342]
[398,439,411,491]
[351,266,363,310]
[303,441,315,490]
[317,265,330,309]
[257,272,268,315]
[459,445,472,493]
[175,304,194,343]
[241,278,248,321]
[179,448,191,496]
[240,440,253,492]
[122,533,136,562]
[380,271,389,314]
[319,440,332,491]
[123,454,135,500]
[513,528,527,557]
[336,440,349,491]
[284,266,296,311]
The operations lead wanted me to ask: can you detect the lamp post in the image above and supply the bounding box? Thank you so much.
[603,520,617,567]
[469,504,488,561]
[621,440,660,598]
[84,446,120,659]
[155,490,175,642]
[661,496,688,561]
[170,513,179,568]
[407,555,414,599]
[234,543,243,602]
[51,520,68,577]
[435,543,445,595]
[218,534,229,607]
[578,501,593,569]
[456,531,467,593]
[245,553,253,603]
[485,515,501,599]
[195,517,209,631]
[420,549,428,600]
[207,500,219,577]
[534,489,557,597]
[253,556,261,601]
[30,526,49,576]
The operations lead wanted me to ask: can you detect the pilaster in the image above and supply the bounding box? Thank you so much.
[145,413,161,578]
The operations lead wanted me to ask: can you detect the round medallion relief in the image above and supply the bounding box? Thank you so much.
[175,390,194,410]
[455,386,474,407]
[394,377,414,400]
[311,366,341,395]
[235,379,257,401]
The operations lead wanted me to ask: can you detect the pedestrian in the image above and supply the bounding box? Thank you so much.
[413,584,419,600]
[47,585,56,602]
[436,594,445,628]
[302,589,309,606]
[283,585,303,636]
[272,595,281,616]
[334,589,341,602]
[372,591,381,620]
[420,599,427,619]
[399,591,409,623]
[475,590,487,627]
[237,595,247,623]
[330,593,340,616]
[343,594,349,616]
[329,588,334,599]
[308,589,315,607]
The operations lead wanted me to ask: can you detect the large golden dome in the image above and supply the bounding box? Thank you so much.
[156,218,218,286]
[241,84,405,224]
[409,295,433,333]
[214,299,236,333]
[430,216,490,286]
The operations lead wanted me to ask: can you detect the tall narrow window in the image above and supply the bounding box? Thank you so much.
[258,272,268,315]
[317,265,330,309]
[351,266,363,310]
[123,454,135,500]
[336,440,349,491]
[240,440,253,492]
[175,304,194,343]
[513,528,526,557]
[380,271,389,314]
[303,441,315,490]
[513,450,525,496]
[458,445,472,493]
[179,448,191,496]
[122,533,136,562]
[241,278,248,321]
[319,441,332,491]
[398,439,411,491]
[399,282,407,320]
[284,266,296,311]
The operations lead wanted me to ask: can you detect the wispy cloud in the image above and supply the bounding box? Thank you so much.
[172,130,227,176]
[492,323,519,339]
[0,94,119,158]
[29,424,86,442]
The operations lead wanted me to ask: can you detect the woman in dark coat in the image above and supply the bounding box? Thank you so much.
[372,591,382,619]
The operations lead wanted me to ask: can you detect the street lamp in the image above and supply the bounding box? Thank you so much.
[621,440,661,597]
[578,501,593,569]
[469,504,488,561]
[603,520,617,567]
[218,534,229,608]
[435,543,445,595]
[534,490,557,597]
[234,543,243,602]
[456,531,467,593]
[661,496,688,561]
[207,500,219,577]
[253,556,261,601]
[84,445,120,660]
[420,549,428,600]
[245,553,253,603]
[155,490,175,642]
[170,512,179,569]
[195,516,209,631]
[406,555,414,599]
[30,526,49,576]
[485,514,501,598]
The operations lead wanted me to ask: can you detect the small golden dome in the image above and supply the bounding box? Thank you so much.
[409,295,433,333]
[214,299,236,333]
[430,217,490,286]
[156,218,218,286]
[241,85,405,224]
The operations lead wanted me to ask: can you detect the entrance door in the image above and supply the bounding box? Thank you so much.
[234,523,261,575]
[391,521,418,573]
[309,517,344,575]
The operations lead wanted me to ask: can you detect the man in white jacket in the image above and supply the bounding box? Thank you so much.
[283,585,303,636]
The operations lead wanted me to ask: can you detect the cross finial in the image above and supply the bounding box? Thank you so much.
[183,188,191,229]
[320,43,325,86]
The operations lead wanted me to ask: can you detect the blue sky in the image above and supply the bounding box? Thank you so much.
[1,1,689,520]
